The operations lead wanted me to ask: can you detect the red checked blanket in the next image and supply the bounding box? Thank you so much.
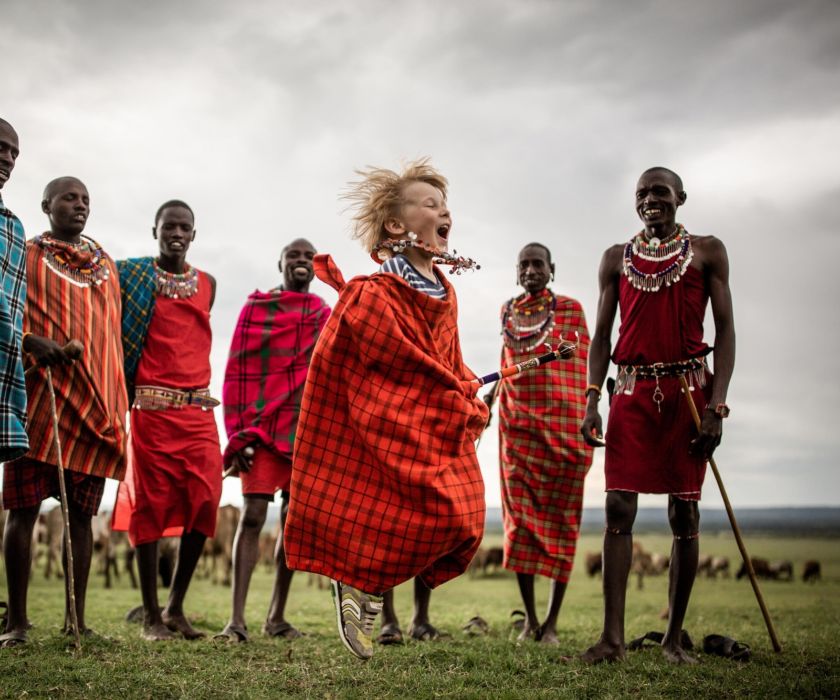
[284,255,489,593]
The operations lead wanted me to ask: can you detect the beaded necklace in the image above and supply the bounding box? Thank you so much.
[154,260,199,299]
[622,226,693,293]
[632,224,686,261]
[372,239,480,275]
[38,234,111,287]
[502,288,556,353]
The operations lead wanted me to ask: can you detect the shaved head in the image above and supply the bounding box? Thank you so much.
[0,118,16,136]
[42,176,87,204]
[639,167,684,193]
[280,237,316,262]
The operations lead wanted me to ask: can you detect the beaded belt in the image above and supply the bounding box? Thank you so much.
[133,385,220,410]
[614,358,707,412]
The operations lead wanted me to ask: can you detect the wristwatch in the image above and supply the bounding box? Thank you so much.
[708,403,730,419]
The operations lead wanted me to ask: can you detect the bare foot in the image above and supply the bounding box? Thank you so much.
[662,644,698,665]
[536,626,559,645]
[142,621,176,641]
[162,611,205,640]
[580,640,625,664]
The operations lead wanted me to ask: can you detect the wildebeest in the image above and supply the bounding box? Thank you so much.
[803,560,821,583]
[699,555,729,579]
[736,557,793,581]
[467,546,504,576]
[584,551,602,578]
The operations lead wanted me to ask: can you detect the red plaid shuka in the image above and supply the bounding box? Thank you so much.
[498,293,593,581]
[284,255,489,594]
[222,288,330,468]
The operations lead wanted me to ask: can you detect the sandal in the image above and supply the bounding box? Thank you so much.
[628,630,694,651]
[510,610,526,632]
[703,634,751,662]
[263,621,304,640]
[408,622,449,642]
[0,629,28,648]
[376,622,404,645]
[462,616,489,636]
[213,623,250,643]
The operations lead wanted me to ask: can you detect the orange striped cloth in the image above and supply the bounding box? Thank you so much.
[21,238,128,480]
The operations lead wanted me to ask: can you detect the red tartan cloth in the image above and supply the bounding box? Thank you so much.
[111,273,222,545]
[222,289,330,469]
[606,263,711,499]
[2,457,105,517]
[498,293,593,581]
[284,255,489,594]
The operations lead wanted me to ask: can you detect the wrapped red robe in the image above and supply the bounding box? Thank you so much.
[606,261,711,499]
[284,255,488,593]
[498,292,593,581]
[222,288,330,493]
[112,270,222,545]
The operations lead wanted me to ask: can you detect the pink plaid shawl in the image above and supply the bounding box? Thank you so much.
[222,289,330,468]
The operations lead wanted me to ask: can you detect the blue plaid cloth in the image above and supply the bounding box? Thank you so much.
[0,194,29,460]
[117,257,157,391]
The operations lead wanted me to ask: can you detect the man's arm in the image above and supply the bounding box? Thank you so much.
[692,237,735,458]
[580,245,622,446]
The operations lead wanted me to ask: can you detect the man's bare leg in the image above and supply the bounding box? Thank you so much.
[264,495,300,638]
[161,530,207,639]
[136,540,174,640]
[223,496,267,638]
[62,504,94,634]
[661,496,699,664]
[408,577,441,640]
[1,505,40,643]
[515,573,540,641]
[581,490,637,663]
[536,579,568,644]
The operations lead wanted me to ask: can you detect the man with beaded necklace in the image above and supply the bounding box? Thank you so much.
[580,167,735,664]
[111,200,222,641]
[2,176,127,646]
[484,242,592,646]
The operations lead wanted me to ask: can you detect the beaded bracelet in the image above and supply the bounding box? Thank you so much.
[585,384,602,399]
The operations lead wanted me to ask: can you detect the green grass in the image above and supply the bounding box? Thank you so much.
[1,532,839,698]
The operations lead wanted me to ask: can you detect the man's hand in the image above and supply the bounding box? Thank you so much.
[580,408,605,447]
[228,445,255,476]
[25,336,80,368]
[481,390,495,429]
[689,411,722,460]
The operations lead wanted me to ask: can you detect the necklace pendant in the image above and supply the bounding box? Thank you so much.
[648,237,661,249]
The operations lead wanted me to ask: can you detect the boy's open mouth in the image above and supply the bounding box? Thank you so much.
[437,224,450,241]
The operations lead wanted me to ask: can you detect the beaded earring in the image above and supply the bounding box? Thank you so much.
[407,231,418,241]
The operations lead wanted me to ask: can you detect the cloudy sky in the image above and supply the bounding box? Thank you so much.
[3,0,839,510]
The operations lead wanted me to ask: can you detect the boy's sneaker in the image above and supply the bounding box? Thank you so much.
[331,580,383,660]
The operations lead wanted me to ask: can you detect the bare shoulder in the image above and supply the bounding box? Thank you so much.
[691,234,728,268]
[601,243,625,274]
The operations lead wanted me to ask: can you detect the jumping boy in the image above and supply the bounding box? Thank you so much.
[284,159,487,659]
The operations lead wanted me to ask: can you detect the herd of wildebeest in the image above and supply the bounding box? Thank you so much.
[0,504,825,592]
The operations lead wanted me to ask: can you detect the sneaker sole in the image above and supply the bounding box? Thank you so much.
[331,580,371,660]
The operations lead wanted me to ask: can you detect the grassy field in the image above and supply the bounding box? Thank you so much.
[1,531,839,698]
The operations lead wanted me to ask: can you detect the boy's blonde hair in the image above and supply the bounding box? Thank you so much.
[344,158,448,253]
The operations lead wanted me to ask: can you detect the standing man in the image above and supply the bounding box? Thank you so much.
[0,118,28,464]
[216,238,330,643]
[580,167,735,664]
[111,200,222,641]
[486,243,592,644]
[2,177,127,647]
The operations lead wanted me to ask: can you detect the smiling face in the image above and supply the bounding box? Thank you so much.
[0,121,20,190]
[155,205,195,259]
[280,238,316,292]
[518,244,553,294]
[386,180,452,253]
[635,169,686,235]
[42,178,90,239]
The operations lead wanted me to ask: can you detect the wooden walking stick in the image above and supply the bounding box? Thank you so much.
[678,374,782,653]
[29,340,85,651]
